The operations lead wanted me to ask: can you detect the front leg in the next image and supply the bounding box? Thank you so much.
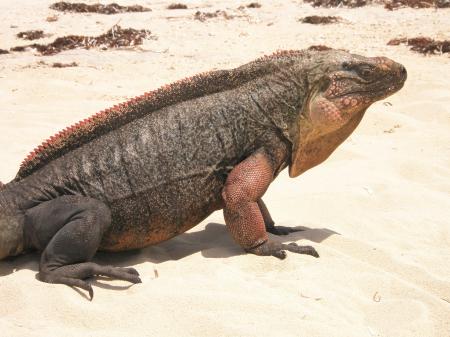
[257,199,305,236]
[222,150,318,259]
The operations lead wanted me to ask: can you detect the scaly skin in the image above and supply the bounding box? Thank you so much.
[0,50,406,298]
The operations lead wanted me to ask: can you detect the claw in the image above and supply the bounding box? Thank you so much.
[88,285,94,301]
[299,245,319,258]
[309,248,320,258]
[301,245,319,258]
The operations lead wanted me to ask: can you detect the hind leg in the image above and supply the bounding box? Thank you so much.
[24,195,141,299]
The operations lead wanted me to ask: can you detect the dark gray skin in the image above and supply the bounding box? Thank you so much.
[0,50,406,299]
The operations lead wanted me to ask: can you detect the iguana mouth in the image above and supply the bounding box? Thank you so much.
[332,79,406,100]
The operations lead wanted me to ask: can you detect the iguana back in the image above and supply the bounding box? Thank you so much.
[15,50,305,181]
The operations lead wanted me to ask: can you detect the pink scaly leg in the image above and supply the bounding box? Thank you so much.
[222,151,319,259]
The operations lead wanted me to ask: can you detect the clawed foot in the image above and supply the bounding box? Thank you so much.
[249,241,319,259]
[266,225,305,236]
[38,263,141,300]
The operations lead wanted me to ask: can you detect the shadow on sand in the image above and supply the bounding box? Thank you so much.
[93,222,338,265]
[0,222,338,297]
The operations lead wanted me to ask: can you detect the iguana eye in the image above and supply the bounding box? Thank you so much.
[356,65,376,79]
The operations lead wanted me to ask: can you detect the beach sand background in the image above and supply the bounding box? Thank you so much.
[0,1,449,336]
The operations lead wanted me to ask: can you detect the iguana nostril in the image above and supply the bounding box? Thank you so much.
[395,64,407,80]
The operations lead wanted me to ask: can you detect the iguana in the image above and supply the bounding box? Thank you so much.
[0,49,406,299]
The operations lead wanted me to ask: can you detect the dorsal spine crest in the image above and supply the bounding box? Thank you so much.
[15,49,309,181]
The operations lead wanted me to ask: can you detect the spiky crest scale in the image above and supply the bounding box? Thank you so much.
[15,49,308,181]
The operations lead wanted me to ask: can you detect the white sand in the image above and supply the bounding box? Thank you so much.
[0,1,449,336]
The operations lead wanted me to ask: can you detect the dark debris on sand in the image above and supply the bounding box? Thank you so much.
[238,2,262,9]
[16,30,46,40]
[34,60,78,68]
[300,16,342,24]
[304,0,367,8]
[46,15,59,22]
[50,2,151,14]
[388,37,450,55]
[0,49,9,54]
[167,3,188,9]
[51,61,79,68]
[246,2,262,8]
[194,10,235,21]
[11,25,152,55]
[308,45,334,51]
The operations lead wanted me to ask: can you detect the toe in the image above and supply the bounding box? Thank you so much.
[286,243,319,258]
[124,267,140,276]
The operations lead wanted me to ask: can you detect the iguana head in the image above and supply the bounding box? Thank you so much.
[289,51,407,177]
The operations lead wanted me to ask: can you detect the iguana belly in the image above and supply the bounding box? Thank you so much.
[98,176,225,252]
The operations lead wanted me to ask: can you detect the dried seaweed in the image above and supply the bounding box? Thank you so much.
[0,49,9,54]
[49,2,151,14]
[300,16,342,24]
[306,0,449,8]
[167,3,188,9]
[308,45,333,51]
[17,30,46,40]
[11,25,152,55]
[10,46,27,52]
[388,37,450,55]
[436,0,450,7]
[384,0,450,9]
[304,0,367,8]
